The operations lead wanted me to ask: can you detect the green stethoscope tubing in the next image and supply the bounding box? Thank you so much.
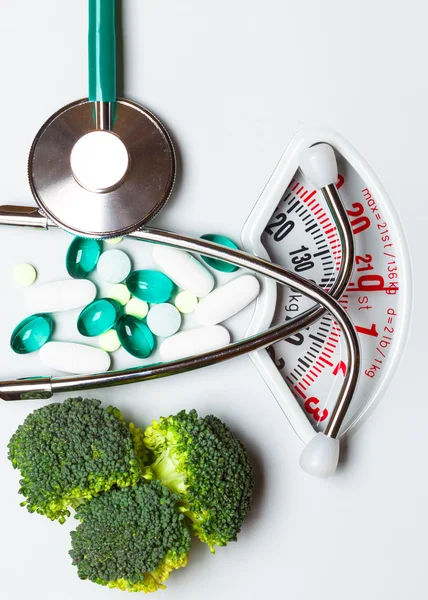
[89,0,116,103]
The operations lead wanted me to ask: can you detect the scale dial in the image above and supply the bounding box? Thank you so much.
[242,129,411,442]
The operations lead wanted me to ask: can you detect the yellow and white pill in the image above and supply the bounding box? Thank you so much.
[107,283,131,306]
[175,291,198,314]
[13,264,37,287]
[98,330,121,352]
[106,237,123,245]
[125,298,149,319]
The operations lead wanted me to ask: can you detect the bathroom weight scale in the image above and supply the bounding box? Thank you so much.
[242,127,412,443]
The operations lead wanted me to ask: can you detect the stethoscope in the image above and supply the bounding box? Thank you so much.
[0,0,359,478]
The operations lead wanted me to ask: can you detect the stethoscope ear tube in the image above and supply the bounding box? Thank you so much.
[88,0,116,104]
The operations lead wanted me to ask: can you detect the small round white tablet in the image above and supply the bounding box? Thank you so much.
[13,264,37,287]
[147,303,182,337]
[125,298,149,319]
[97,249,132,283]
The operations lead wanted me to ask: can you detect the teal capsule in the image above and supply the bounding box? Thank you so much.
[116,315,155,359]
[10,314,53,354]
[200,234,239,273]
[77,299,121,337]
[126,270,173,303]
[66,237,102,279]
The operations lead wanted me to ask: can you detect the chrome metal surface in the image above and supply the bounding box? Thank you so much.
[28,98,176,238]
[0,378,53,401]
[0,205,48,229]
[321,183,356,436]
[95,101,112,131]
[0,199,359,438]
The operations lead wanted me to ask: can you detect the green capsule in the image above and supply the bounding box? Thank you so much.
[116,315,155,359]
[200,234,239,272]
[10,314,53,354]
[66,237,102,279]
[126,270,173,303]
[77,299,121,337]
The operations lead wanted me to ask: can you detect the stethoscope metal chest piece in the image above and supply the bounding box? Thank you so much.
[28,0,175,239]
[29,99,175,238]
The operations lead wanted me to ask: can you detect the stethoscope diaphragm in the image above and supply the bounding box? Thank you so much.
[29,99,176,239]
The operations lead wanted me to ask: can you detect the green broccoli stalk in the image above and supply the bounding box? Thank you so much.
[143,409,254,552]
[69,480,191,593]
[7,398,148,523]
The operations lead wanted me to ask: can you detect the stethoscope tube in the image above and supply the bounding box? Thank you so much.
[0,185,358,441]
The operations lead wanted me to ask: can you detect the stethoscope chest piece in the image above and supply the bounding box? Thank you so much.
[28,98,176,238]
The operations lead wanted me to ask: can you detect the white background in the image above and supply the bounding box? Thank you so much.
[0,1,427,599]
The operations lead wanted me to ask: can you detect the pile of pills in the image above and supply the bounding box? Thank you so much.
[10,234,261,375]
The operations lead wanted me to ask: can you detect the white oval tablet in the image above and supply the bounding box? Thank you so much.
[40,342,111,375]
[160,325,230,362]
[147,303,182,337]
[195,275,260,326]
[25,280,97,313]
[153,246,214,298]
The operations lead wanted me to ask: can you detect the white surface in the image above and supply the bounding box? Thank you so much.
[40,342,111,375]
[195,274,260,326]
[160,325,231,362]
[299,143,339,189]
[0,1,427,600]
[70,131,130,192]
[153,245,215,297]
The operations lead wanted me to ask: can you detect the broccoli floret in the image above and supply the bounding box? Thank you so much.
[143,409,254,552]
[7,398,148,523]
[69,480,190,593]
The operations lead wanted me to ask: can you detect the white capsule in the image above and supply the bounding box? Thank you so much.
[152,245,214,298]
[25,280,97,313]
[195,275,260,326]
[160,325,230,362]
[39,342,111,375]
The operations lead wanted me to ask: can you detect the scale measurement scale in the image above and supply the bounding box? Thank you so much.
[242,128,411,442]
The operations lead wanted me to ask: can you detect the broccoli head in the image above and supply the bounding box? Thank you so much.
[69,480,190,593]
[8,397,148,523]
[143,409,254,552]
